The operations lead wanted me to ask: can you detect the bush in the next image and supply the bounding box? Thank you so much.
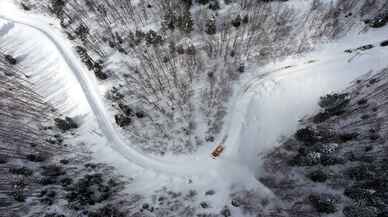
[309,193,339,214]
[294,127,318,144]
[242,15,249,24]
[238,64,245,73]
[359,177,388,192]
[316,143,338,154]
[367,14,388,28]
[114,114,131,127]
[74,24,89,41]
[289,151,321,166]
[357,44,374,51]
[44,213,66,217]
[196,0,210,4]
[94,63,109,80]
[50,0,66,17]
[338,132,359,143]
[66,174,114,206]
[346,165,376,181]
[205,17,217,35]
[135,111,146,119]
[208,0,220,10]
[357,98,368,105]
[381,40,388,47]
[145,30,163,45]
[181,0,193,7]
[4,54,17,65]
[118,103,134,116]
[54,117,78,131]
[344,187,372,201]
[9,167,33,176]
[231,15,242,28]
[26,154,47,162]
[178,14,194,34]
[41,165,65,177]
[88,204,126,217]
[320,154,345,166]
[307,170,328,182]
[318,93,350,115]
[313,111,331,123]
[12,190,25,202]
[220,206,231,217]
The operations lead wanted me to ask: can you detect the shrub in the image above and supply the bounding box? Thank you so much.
[320,154,345,166]
[313,111,331,123]
[231,15,242,28]
[54,117,78,131]
[118,103,134,116]
[196,0,210,5]
[238,64,245,73]
[88,204,126,217]
[309,193,339,214]
[318,93,350,115]
[114,114,131,127]
[135,111,146,119]
[178,14,194,34]
[4,54,17,65]
[346,165,376,181]
[344,187,372,201]
[74,24,89,41]
[145,30,163,45]
[9,167,33,176]
[307,170,328,182]
[208,0,220,10]
[367,14,388,28]
[294,127,318,144]
[380,40,388,47]
[205,17,217,35]
[26,154,46,162]
[41,165,65,177]
[50,0,66,17]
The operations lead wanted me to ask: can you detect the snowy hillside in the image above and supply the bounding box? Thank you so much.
[0,0,388,217]
[16,0,388,156]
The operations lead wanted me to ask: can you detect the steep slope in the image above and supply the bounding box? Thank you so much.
[260,58,388,216]
[221,26,388,175]
[1,0,388,217]
[17,0,388,155]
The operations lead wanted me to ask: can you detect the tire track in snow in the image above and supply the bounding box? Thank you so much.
[0,14,218,177]
[0,4,257,181]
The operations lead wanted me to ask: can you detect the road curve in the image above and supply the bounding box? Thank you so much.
[0,5,223,177]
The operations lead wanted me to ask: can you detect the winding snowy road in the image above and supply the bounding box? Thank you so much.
[0,2,225,178]
[2,0,388,184]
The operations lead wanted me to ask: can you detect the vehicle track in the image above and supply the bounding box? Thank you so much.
[0,4,277,185]
[0,11,221,178]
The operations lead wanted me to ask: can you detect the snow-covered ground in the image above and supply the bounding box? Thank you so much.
[0,2,265,205]
[0,0,225,178]
[220,25,388,177]
[1,0,388,215]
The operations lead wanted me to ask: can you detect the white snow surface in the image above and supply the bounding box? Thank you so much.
[0,0,226,178]
[1,0,388,212]
[220,26,388,176]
